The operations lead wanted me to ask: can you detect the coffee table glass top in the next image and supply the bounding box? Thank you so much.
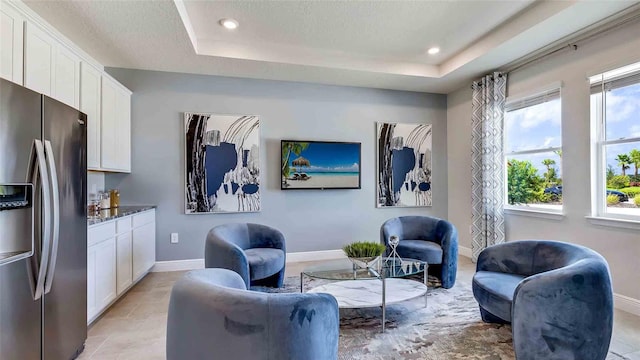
[302,257,427,281]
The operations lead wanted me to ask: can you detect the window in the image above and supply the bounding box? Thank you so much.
[504,87,562,211]
[590,62,640,219]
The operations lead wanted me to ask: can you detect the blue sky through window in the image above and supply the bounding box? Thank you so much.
[603,82,640,175]
[505,98,561,153]
[505,97,562,180]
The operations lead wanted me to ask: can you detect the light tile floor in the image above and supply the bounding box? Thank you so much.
[79,256,640,359]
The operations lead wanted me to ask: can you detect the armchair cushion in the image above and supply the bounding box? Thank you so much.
[245,248,285,281]
[396,240,443,264]
[472,271,525,321]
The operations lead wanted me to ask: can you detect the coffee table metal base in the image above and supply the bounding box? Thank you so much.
[306,278,427,332]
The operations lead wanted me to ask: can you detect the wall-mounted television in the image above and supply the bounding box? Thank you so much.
[281,140,361,190]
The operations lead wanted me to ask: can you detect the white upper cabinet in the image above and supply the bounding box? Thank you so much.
[80,62,102,169]
[24,22,80,107]
[0,3,24,84]
[117,88,131,172]
[101,74,131,172]
[24,22,55,96]
[100,76,118,170]
[4,0,131,173]
[53,44,80,108]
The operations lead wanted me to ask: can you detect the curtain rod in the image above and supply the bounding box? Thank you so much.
[501,4,640,75]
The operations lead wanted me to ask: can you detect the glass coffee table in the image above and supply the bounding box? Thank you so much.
[301,257,428,332]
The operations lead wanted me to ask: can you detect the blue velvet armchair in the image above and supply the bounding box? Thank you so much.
[167,269,339,360]
[380,216,458,289]
[205,223,286,288]
[472,240,613,360]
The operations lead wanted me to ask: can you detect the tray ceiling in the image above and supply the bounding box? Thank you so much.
[24,0,639,93]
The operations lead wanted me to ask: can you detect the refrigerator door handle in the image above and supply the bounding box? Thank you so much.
[25,139,52,301]
[43,140,60,294]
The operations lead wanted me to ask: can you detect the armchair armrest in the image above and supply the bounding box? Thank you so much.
[380,218,403,246]
[512,259,613,360]
[266,293,339,360]
[437,220,458,255]
[205,232,251,288]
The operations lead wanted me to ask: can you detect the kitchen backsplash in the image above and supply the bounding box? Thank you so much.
[87,171,105,203]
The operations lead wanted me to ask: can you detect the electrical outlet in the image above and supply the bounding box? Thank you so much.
[170,233,179,244]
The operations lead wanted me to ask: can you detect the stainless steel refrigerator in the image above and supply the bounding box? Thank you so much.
[0,78,87,360]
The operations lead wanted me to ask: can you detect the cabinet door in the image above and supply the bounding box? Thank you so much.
[95,238,117,312]
[24,22,55,96]
[117,90,131,172]
[81,62,102,169]
[0,4,24,84]
[100,76,118,169]
[116,232,133,295]
[132,222,155,281]
[87,244,97,322]
[53,45,80,108]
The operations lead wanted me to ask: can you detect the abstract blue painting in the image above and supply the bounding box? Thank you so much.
[377,122,432,207]
[185,113,260,213]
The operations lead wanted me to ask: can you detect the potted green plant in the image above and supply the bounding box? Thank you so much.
[342,241,387,269]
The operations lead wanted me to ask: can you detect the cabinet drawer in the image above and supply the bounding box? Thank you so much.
[133,210,154,227]
[116,217,131,234]
[88,221,116,247]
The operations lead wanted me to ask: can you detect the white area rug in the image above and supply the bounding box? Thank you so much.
[255,276,628,360]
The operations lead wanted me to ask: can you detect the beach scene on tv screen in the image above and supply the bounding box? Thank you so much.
[282,141,360,189]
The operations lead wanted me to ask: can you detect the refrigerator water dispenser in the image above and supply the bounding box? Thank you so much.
[0,184,34,266]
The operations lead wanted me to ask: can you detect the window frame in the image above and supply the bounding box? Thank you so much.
[503,84,563,214]
[590,64,640,221]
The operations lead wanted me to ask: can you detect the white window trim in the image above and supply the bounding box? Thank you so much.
[505,207,564,220]
[506,81,563,105]
[585,216,640,230]
[590,67,640,222]
[504,84,563,213]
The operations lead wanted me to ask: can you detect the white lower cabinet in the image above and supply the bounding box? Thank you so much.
[95,238,117,310]
[116,231,133,295]
[87,237,116,321]
[86,244,97,320]
[132,222,155,281]
[87,209,156,324]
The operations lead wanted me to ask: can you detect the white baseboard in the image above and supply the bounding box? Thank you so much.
[459,246,472,258]
[151,249,346,273]
[614,293,640,317]
[151,259,204,272]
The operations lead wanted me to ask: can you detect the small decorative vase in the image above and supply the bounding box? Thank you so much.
[386,235,403,263]
[348,256,381,269]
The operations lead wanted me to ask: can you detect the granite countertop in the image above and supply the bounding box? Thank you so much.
[88,205,156,226]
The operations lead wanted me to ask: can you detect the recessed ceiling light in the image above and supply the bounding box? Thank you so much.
[427,47,440,55]
[219,18,239,30]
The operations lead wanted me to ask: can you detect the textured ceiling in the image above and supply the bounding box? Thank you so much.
[182,1,531,65]
[23,0,640,93]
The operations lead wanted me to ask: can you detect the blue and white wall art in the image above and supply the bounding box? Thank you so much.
[185,113,260,213]
[377,122,432,207]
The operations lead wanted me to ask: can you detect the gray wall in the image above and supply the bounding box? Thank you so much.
[105,68,448,261]
[446,20,640,301]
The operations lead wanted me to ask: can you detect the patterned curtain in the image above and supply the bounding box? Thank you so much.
[471,72,507,262]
